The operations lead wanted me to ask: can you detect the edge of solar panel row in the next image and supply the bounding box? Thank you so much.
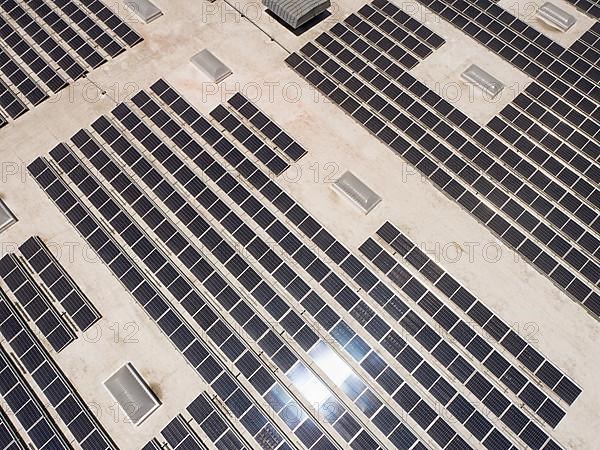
[19,235,102,332]
[26,157,299,450]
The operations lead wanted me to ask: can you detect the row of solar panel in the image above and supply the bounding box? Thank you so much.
[19,235,101,332]
[0,344,71,450]
[226,91,308,161]
[286,29,600,318]
[141,81,562,450]
[373,222,582,405]
[28,157,296,450]
[187,393,250,450]
[161,415,209,450]
[101,93,431,450]
[141,81,568,450]
[0,254,76,352]
[0,404,28,449]
[562,0,599,19]
[0,0,141,121]
[138,90,525,450]
[69,113,392,450]
[413,0,599,126]
[0,291,116,450]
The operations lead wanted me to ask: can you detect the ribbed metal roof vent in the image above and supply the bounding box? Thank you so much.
[263,0,331,29]
[124,0,162,24]
[333,171,381,214]
[537,3,576,31]
[0,199,16,234]
[190,49,232,83]
[104,363,160,426]
[461,65,504,99]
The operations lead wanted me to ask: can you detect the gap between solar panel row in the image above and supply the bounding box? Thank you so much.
[0,0,141,122]
[19,235,101,332]
[161,415,210,450]
[188,392,253,450]
[0,0,87,79]
[413,0,600,115]
[105,95,434,450]
[69,119,395,450]
[313,21,600,250]
[0,254,76,352]
[497,91,600,178]
[568,25,600,66]
[225,91,308,162]
[47,141,347,450]
[0,14,68,92]
[144,81,548,450]
[373,222,582,406]
[0,402,29,449]
[0,342,72,450]
[204,105,291,176]
[367,0,446,55]
[141,439,162,450]
[286,34,600,318]
[27,157,297,450]
[0,290,117,450]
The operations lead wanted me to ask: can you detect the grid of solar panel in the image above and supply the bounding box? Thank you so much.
[19,236,101,331]
[0,291,117,450]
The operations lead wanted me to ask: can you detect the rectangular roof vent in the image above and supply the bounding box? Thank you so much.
[190,49,232,83]
[263,0,331,29]
[537,3,576,31]
[333,171,381,214]
[461,65,504,99]
[104,363,160,426]
[124,0,162,24]
[0,199,17,234]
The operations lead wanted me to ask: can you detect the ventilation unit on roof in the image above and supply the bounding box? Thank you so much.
[461,65,504,99]
[537,3,576,32]
[190,49,232,83]
[0,199,16,235]
[124,0,162,23]
[104,363,160,426]
[333,171,381,214]
[263,0,331,29]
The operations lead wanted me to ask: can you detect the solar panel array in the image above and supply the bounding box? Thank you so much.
[0,288,117,450]
[23,77,584,450]
[161,415,209,450]
[0,254,76,352]
[0,0,142,126]
[19,235,101,331]
[286,0,600,320]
